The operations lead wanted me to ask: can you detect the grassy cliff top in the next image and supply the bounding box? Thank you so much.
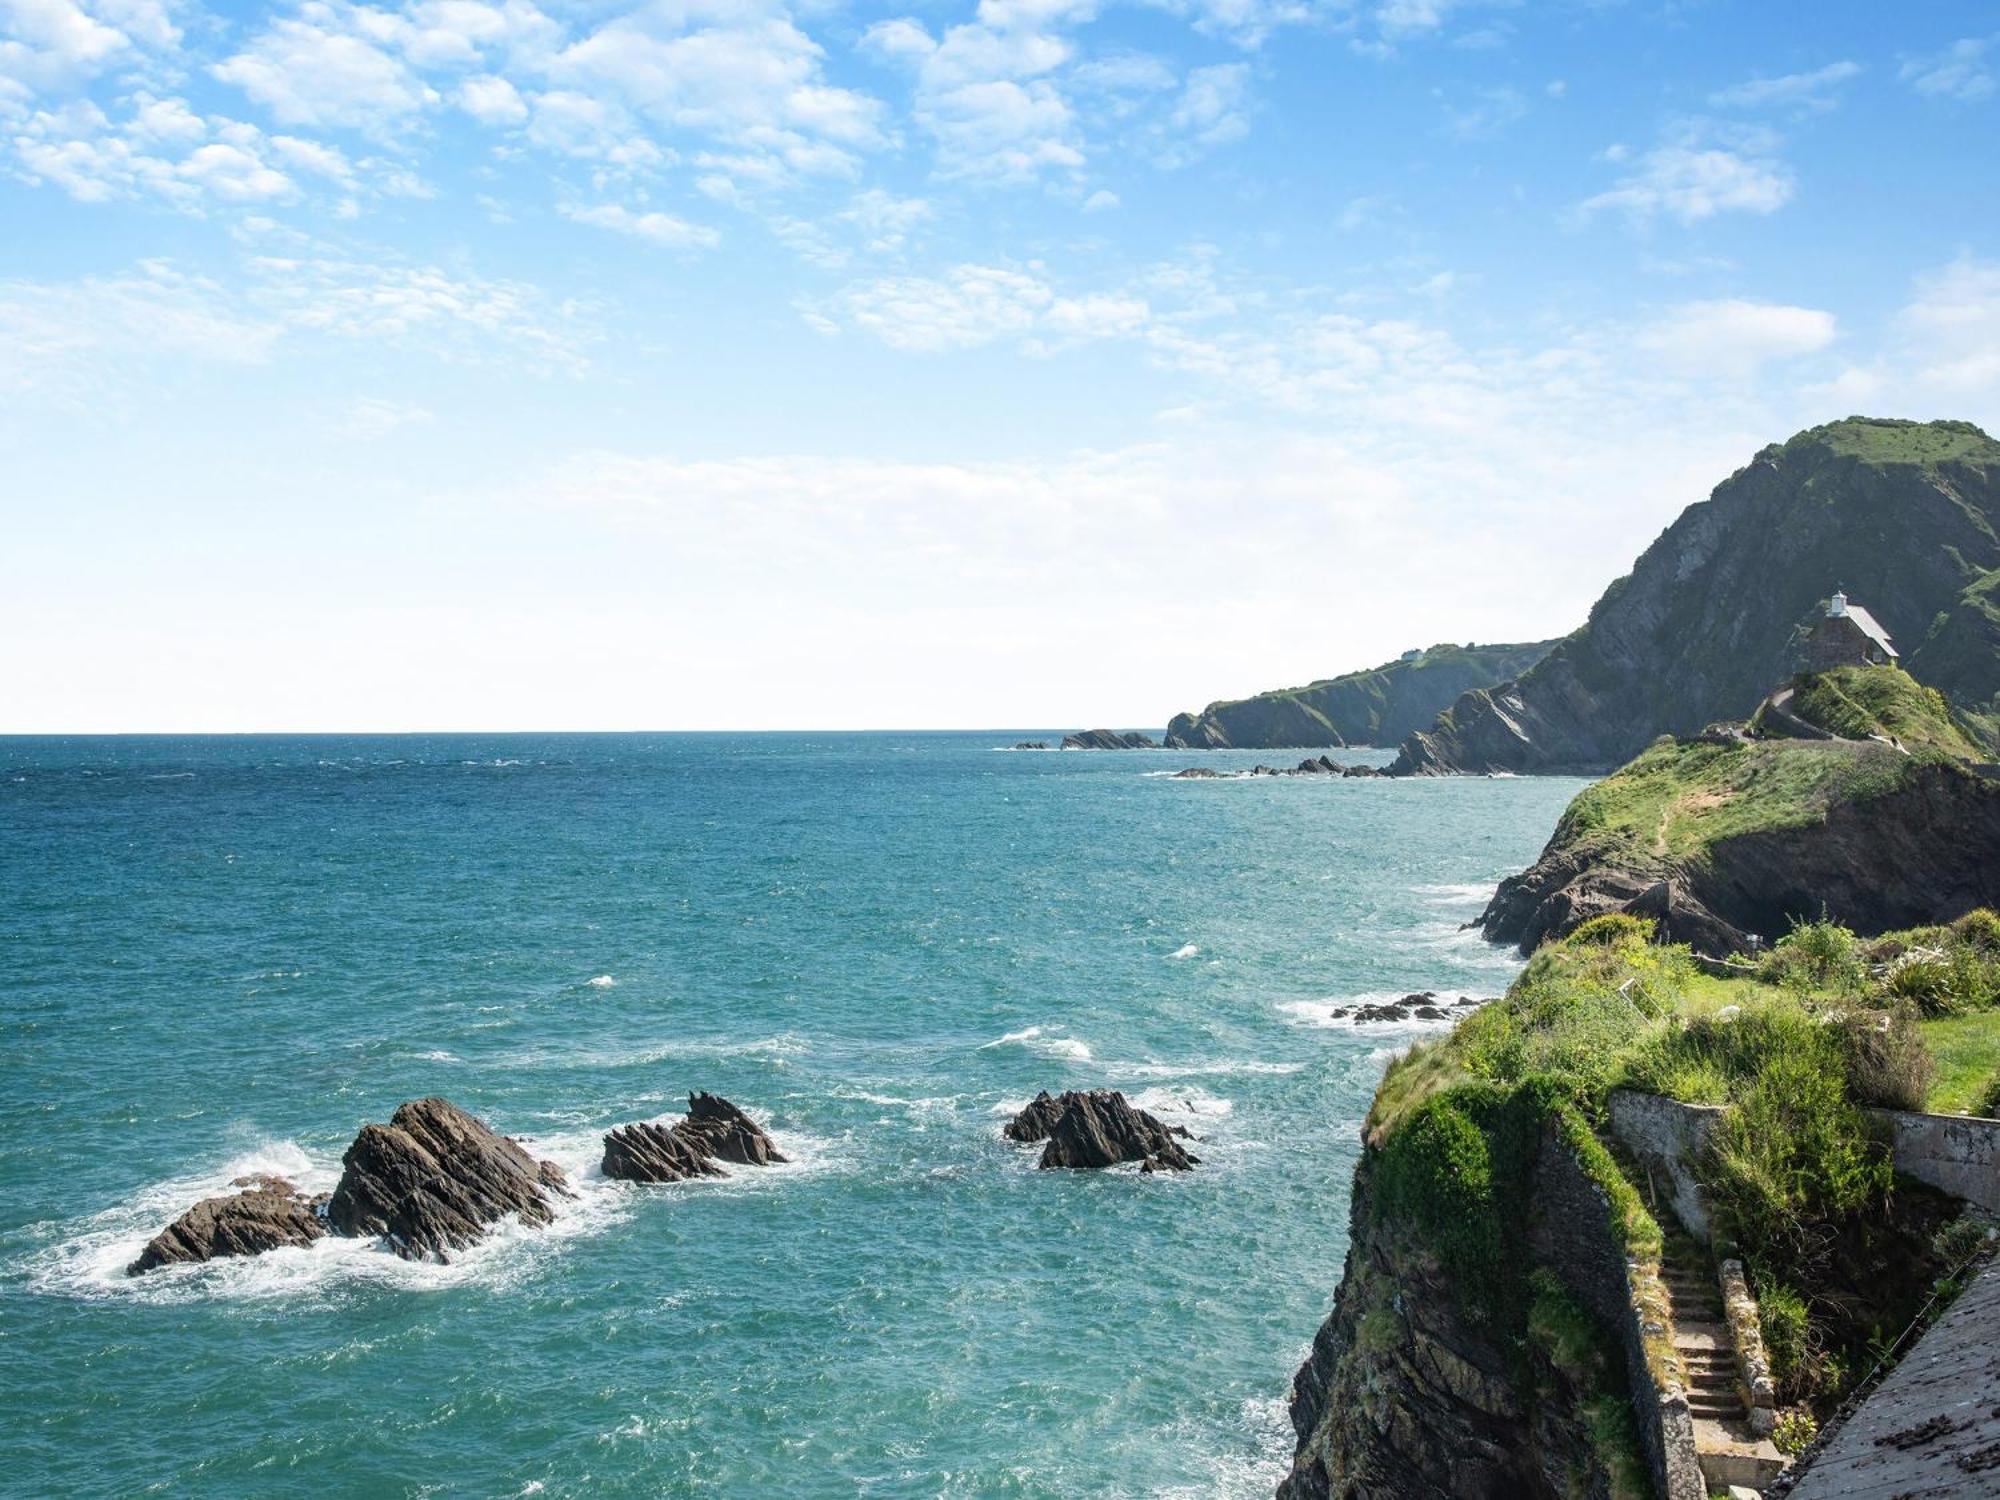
[1780,665,1987,757]
[1198,639,1551,709]
[1777,416,1999,469]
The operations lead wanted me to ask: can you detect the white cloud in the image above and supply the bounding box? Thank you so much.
[1440,83,1525,141]
[1894,256,2000,392]
[1081,186,1117,212]
[0,0,141,92]
[1636,298,1836,377]
[213,7,440,130]
[456,71,526,124]
[342,394,434,436]
[561,200,721,250]
[1164,62,1250,158]
[1578,138,1793,225]
[1899,36,1995,103]
[1709,60,1861,115]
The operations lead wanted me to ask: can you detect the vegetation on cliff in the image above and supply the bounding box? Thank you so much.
[1390,417,2000,775]
[1285,916,1999,1497]
[1479,666,2000,953]
[1164,640,1555,749]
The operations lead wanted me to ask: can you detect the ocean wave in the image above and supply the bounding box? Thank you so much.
[1151,1394,1292,1500]
[977,1026,1093,1062]
[586,975,617,989]
[1414,881,1496,905]
[502,1033,810,1070]
[1127,1085,1233,1124]
[1167,942,1200,960]
[1108,1058,1304,1079]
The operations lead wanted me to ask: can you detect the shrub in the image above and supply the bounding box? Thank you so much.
[1762,916,1866,995]
[1754,1275,1811,1387]
[1977,1072,2000,1121]
[1838,1006,1937,1111]
[1373,1090,1505,1289]
[1701,1034,1893,1270]
[1567,912,1658,947]
[1773,1407,1819,1457]
[1951,907,2000,956]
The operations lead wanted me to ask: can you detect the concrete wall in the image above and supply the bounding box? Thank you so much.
[1531,1129,1706,1500]
[1607,1090,1724,1242]
[1867,1107,2000,1214]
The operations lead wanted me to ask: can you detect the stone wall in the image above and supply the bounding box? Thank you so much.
[1530,1130,1706,1500]
[1607,1090,1723,1241]
[1867,1107,2000,1213]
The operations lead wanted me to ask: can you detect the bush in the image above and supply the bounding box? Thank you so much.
[1773,1406,1819,1457]
[1838,1006,1937,1110]
[1567,913,1658,947]
[1951,907,2000,956]
[1701,1033,1893,1270]
[1977,1072,2000,1121]
[1762,916,1866,995]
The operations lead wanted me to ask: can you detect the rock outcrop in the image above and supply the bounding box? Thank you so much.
[1006,1089,1199,1172]
[1171,756,1384,780]
[127,1177,329,1275]
[1480,708,2000,953]
[1389,419,2000,775]
[1061,729,1158,750]
[326,1097,570,1262]
[1319,992,1486,1024]
[601,1093,787,1182]
[1167,641,1556,751]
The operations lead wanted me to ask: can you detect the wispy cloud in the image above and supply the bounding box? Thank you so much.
[1899,36,1995,103]
[1709,61,1861,116]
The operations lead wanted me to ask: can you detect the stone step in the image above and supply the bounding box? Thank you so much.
[1672,1323,1732,1351]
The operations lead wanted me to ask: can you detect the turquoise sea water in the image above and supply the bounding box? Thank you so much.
[0,734,1585,1498]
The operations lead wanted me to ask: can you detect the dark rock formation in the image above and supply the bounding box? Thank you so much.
[673,1092,787,1166]
[600,1093,786,1182]
[1280,1151,1637,1499]
[1009,1089,1199,1172]
[1167,640,1556,751]
[1318,992,1486,1025]
[1482,746,2000,954]
[1061,729,1158,750]
[1001,1090,1066,1144]
[1011,740,1050,750]
[1169,757,1387,781]
[127,1178,328,1275]
[326,1097,569,1262]
[1389,419,2000,775]
[601,1121,730,1183]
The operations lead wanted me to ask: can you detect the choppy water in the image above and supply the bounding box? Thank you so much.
[0,734,1584,1497]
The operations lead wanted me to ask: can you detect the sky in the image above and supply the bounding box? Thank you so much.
[2,0,1997,732]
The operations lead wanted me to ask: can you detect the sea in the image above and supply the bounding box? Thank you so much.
[0,733,1586,1498]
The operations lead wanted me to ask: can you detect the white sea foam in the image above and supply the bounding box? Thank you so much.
[1414,881,1495,905]
[1277,993,1467,1031]
[977,1026,1093,1061]
[414,1049,459,1063]
[1128,1085,1233,1124]
[508,1033,810,1070]
[587,975,617,989]
[1167,943,1200,960]
[1110,1058,1304,1079]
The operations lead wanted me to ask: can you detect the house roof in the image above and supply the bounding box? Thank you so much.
[1842,604,1898,657]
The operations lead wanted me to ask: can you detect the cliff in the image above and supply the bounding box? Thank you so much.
[1280,918,1997,1499]
[1389,418,2000,775]
[1166,641,1556,750]
[1479,668,2000,954]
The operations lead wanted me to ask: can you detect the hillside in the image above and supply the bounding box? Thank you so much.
[1164,640,1555,749]
[1479,667,2000,954]
[1389,418,2000,775]
[1280,915,1999,1500]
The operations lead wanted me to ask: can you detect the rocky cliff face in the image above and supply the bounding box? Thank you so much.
[1281,1157,1617,1500]
[1166,642,1555,750]
[1481,742,2000,954]
[1390,419,2000,775]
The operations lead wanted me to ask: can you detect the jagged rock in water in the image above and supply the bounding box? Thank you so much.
[673,1092,787,1166]
[1011,740,1050,750]
[1171,767,1225,779]
[601,1121,731,1183]
[326,1097,569,1262]
[1060,729,1158,750]
[127,1178,329,1275]
[1002,1090,1066,1144]
[1025,1089,1199,1172]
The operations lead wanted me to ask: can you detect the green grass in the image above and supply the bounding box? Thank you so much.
[1542,732,1928,871]
[1787,416,2000,469]
[1783,666,1985,758]
[1921,1012,2000,1115]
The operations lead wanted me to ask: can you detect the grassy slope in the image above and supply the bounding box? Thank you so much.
[1805,415,1999,467]
[1363,913,1998,1433]
[1541,666,1979,878]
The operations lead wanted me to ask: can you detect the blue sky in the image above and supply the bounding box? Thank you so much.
[3,0,1997,730]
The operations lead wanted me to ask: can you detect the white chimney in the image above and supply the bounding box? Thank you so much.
[1827,590,1848,618]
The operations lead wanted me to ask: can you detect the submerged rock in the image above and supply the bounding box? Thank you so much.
[1008,1089,1199,1172]
[127,1178,328,1276]
[600,1093,787,1183]
[326,1097,569,1262]
[1320,992,1491,1025]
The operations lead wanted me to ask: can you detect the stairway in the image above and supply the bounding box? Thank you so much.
[1659,1245,1786,1493]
